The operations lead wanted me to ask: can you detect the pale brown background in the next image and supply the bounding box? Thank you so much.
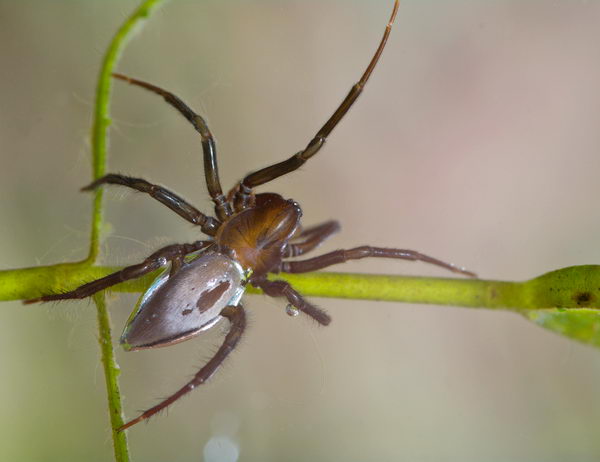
[2,1,600,461]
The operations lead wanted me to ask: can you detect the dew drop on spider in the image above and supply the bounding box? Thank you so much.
[285,304,300,317]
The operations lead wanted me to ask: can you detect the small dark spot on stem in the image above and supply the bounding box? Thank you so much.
[573,291,594,307]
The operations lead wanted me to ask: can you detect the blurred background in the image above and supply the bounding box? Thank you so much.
[2,1,600,460]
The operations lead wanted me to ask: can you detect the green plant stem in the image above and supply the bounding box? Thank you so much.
[94,293,130,462]
[86,0,166,264]
[82,0,167,460]
[4,264,600,311]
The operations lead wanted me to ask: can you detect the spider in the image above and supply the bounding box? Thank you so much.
[25,0,474,431]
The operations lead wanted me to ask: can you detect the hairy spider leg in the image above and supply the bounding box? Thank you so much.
[284,220,341,257]
[23,241,212,304]
[233,0,400,210]
[252,277,331,326]
[82,174,219,236]
[118,304,246,431]
[112,73,232,221]
[279,246,477,278]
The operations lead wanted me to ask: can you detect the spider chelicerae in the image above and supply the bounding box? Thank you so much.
[26,0,474,431]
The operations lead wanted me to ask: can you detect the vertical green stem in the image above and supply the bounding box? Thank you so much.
[86,1,168,459]
[86,0,167,263]
[94,293,130,462]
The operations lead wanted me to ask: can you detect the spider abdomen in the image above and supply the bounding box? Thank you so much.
[120,252,246,351]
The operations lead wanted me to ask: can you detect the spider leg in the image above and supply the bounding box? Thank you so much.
[118,304,246,431]
[279,246,477,278]
[112,73,232,220]
[83,174,219,236]
[284,220,340,257]
[234,0,399,209]
[252,278,331,326]
[23,241,212,304]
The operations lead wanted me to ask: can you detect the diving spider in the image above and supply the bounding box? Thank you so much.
[26,0,474,431]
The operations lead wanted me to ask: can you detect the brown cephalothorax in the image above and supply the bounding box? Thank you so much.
[25,0,475,431]
[216,193,302,275]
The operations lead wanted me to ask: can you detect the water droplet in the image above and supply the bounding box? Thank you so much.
[285,304,299,317]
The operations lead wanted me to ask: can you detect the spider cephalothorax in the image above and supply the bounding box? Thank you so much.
[26,0,475,431]
[217,193,302,276]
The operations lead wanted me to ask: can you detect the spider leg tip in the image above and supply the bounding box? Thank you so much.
[112,72,133,84]
[117,419,137,432]
[462,269,478,278]
[80,179,102,192]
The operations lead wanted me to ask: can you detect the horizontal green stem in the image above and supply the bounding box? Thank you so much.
[3,263,600,312]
